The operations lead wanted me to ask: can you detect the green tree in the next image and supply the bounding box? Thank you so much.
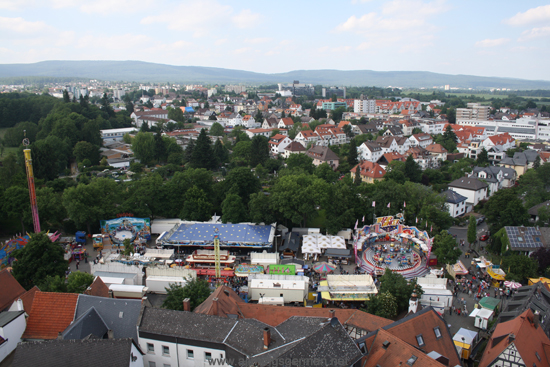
[73,141,100,165]
[250,135,270,167]
[404,155,422,183]
[286,153,314,174]
[467,217,477,246]
[167,107,185,123]
[67,271,95,293]
[154,131,167,163]
[221,193,248,223]
[477,148,489,166]
[162,278,212,311]
[231,141,252,166]
[342,124,354,139]
[432,230,462,266]
[223,166,261,204]
[378,268,422,314]
[348,139,358,167]
[502,254,538,282]
[249,192,276,224]
[368,291,398,319]
[315,162,339,183]
[39,275,67,293]
[2,185,32,233]
[190,129,215,169]
[212,139,229,167]
[179,186,212,221]
[122,238,133,256]
[12,232,68,290]
[483,188,529,233]
[533,155,541,169]
[132,132,155,165]
[210,122,225,137]
[270,174,329,227]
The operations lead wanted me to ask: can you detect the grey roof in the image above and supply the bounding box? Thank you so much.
[306,146,339,162]
[448,177,488,190]
[471,167,499,183]
[324,248,352,258]
[11,338,139,367]
[62,307,109,340]
[498,283,550,335]
[441,190,468,204]
[279,232,300,252]
[224,318,286,356]
[505,226,545,250]
[275,316,330,342]
[0,310,24,327]
[273,319,362,367]
[500,156,526,166]
[72,294,142,341]
[528,201,550,216]
[139,307,237,343]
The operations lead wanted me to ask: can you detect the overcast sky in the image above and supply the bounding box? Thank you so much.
[1,0,549,81]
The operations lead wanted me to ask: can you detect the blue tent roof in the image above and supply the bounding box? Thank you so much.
[185,107,195,113]
[164,223,273,247]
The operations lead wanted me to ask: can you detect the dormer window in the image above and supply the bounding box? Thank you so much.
[434,327,442,339]
[416,334,425,347]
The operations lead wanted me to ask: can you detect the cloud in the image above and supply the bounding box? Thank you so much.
[519,26,550,41]
[232,9,262,29]
[244,37,271,44]
[233,47,252,55]
[475,38,510,48]
[214,38,227,46]
[0,16,51,34]
[141,1,260,37]
[503,5,550,26]
[334,0,448,53]
[79,0,151,15]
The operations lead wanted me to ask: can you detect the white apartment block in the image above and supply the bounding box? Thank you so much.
[354,99,376,114]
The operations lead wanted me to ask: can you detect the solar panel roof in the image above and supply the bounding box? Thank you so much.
[505,226,544,249]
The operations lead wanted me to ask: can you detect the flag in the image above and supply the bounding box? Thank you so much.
[362,216,365,222]
[415,217,418,224]
[403,201,406,208]
[387,202,391,208]
[354,219,358,229]
[430,225,433,232]
[372,201,376,207]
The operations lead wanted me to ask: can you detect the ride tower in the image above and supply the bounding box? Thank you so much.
[23,137,41,233]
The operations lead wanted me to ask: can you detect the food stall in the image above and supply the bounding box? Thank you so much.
[72,247,87,261]
[486,265,506,287]
[453,328,478,360]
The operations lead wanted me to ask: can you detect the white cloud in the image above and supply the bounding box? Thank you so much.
[214,38,227,46]
[79,0,151,15]
[244,38,271,44]
[233,47,252,55]
[141,1,260,37]
[475,38,510,48]
[77,33,153,50]
[232,9,262,29]
[503,5,550,26]
[519,26,550,41]
[0,16,51,34]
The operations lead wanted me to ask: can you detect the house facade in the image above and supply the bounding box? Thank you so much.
[448,177,489,211]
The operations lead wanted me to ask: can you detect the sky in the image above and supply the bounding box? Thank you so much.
[1,0,550,81]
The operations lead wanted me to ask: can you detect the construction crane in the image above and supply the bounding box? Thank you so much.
[214,232,221,279]
[23,136,41,233]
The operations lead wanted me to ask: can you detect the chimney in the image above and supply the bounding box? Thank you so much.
[263,327,271,349]
[212,298,219,316]
[329,309,335,318]
[107,330,114,339]
[183,298,191,312]
[534,311,540,329]
[57,332,63,340]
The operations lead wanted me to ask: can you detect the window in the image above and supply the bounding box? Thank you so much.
[205,352,212,360]
[163,365,171,367]
[162,346,170,356]
[149,362,156,367]
[147,343,155,353]
[434,327,442,339]
[415,334,425,347]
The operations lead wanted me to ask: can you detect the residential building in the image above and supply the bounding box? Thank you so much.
[295,130,320,148]
[268,134,292,155]
[277,117,294,130]
[499,149,539,177]
[245,128,272,139]
[11,338,144,367]
[409,133,433,148]
[138,307,363,367]
[353,99,376,114]
[0,310,26,364]
[354,123,378,135]
[131,110,169,124]
[456,103,490,121]
[350,161,386,183]
[375,136,399,155]
[448,177,489,210]
[376,152,405,170]
[406,146,436,170]
[0,269,26,312]
[282,141,306,158]
[469,166,516,196]
[358,141,383,162]
[383,125,404,137]
[528,200,550,223]
[22,292,79,341]
[479,309,550,367]
[441,190,468,218]
[322,87,346,98]
[503,226,549,255]
[425,144,448,163]
[306,146,340,170]
[321,101,348,111]
[261,117,279,129]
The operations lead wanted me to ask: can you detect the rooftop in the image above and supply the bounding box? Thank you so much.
[23,292,79,340]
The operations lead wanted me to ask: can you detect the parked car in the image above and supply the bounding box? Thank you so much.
[479,234,489,241]
[476,216,486,225]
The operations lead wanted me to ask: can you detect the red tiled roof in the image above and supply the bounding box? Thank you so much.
[20,286,40,313]
[194,286,244,317]
[83,276,109,298]
[0,268,26,311]
[351,161,386,178]
[285,141,306,152]
[425,143,448,153]
[364,329,448,367]
[23,292,79,340]
[479,309,550,367]
[487,132,514,146]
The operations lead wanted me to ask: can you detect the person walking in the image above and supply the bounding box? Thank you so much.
[76,260,79,270]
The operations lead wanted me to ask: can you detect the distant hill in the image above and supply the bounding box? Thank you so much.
[0,60,549,89]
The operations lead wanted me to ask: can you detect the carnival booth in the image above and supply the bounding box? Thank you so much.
[301,234,347,262]
[446,260,469,279]
[100,217,151,248]
[453,328,478,360]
